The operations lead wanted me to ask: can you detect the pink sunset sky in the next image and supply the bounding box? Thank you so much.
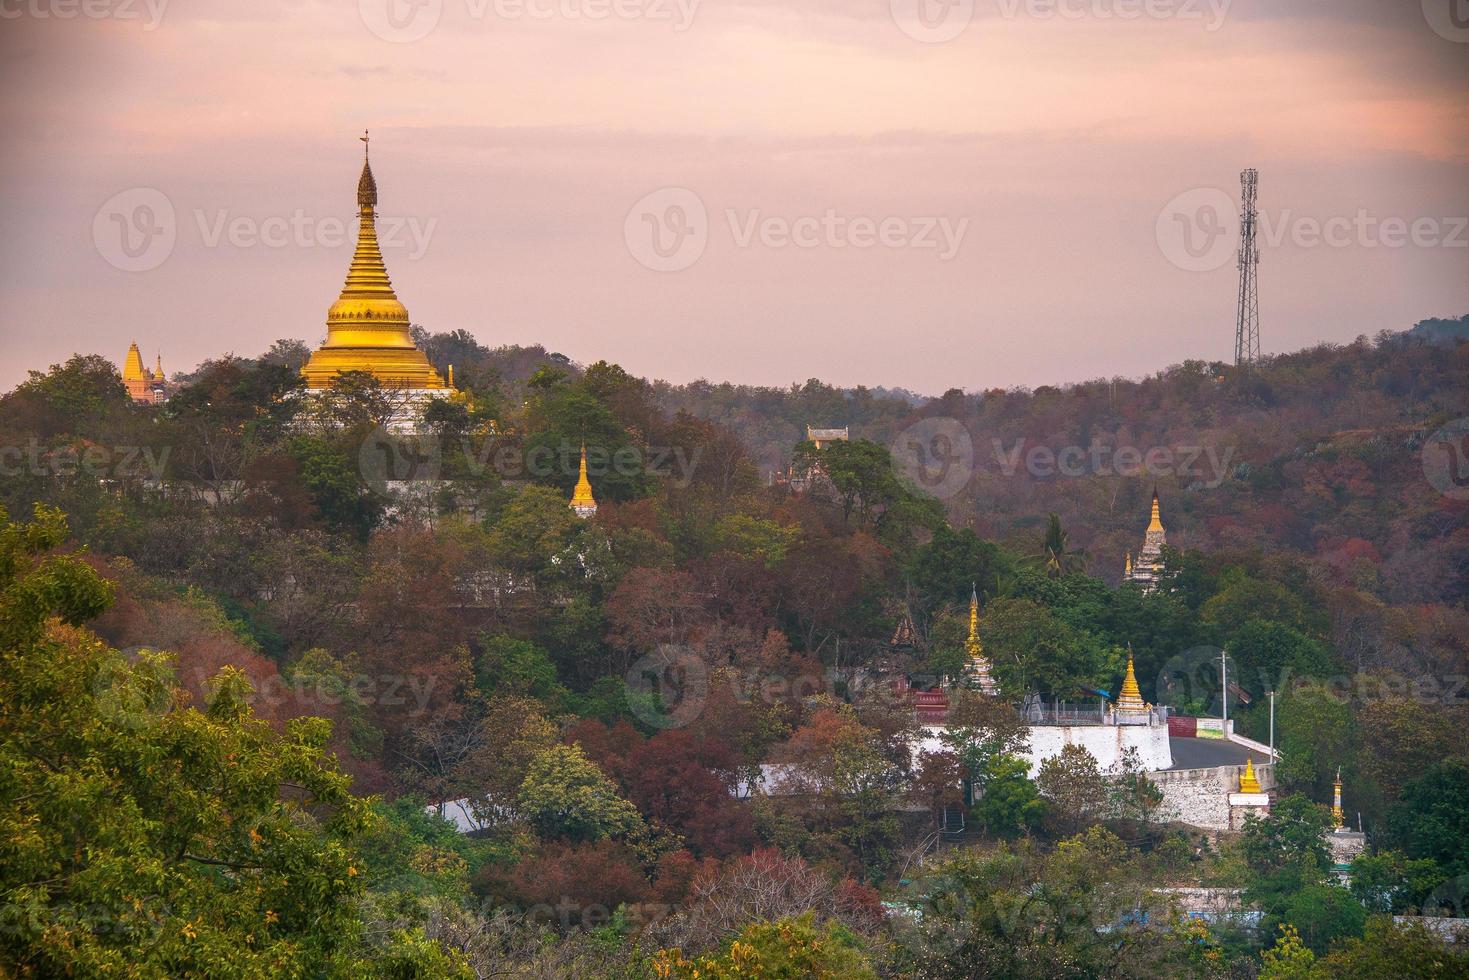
[1,0,1466,394]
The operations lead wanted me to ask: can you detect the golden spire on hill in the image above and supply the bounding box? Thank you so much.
[1116,648,1148,716]
[1147,486,1164,533]
[123,342,146,382]
[570,444,598,518]
[1332,767,1344,829]
[1124,552,1133,576]
[964,584,998,695]
[300,132,444,390]
[154,352,165,380]
[1239,756,1262,794]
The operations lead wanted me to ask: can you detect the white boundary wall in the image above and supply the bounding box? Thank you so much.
[914,721,1173,775]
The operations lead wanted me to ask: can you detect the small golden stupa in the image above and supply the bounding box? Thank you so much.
[570,444,598,518]
[1238,756,1262,794]
[1115,649,1149,721]
[300,133,445,390]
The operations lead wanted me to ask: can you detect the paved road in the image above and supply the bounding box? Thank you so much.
[1167,736,1257,770]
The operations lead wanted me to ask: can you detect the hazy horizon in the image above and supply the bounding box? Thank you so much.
[2,0,1467,395]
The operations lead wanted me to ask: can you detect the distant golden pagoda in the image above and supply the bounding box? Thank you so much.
[1332,767,1344,829]
[962,584,998,695]
[1115,648,1150,723]
[121,341,171,404]
[301,133,445,391]
[570,444,598,518]
[1124,488,1167,592]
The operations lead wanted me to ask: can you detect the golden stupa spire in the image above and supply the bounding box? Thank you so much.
[1116,647,1148,716]
[1239,756,1262,794]
[1332,767,1344,828]
[154,352,164,380]
[570,443,598,518]
[1147,487,1164,533]
[300,132,444,390]
[963,584,998,695]
[1124,552,1133,576]
[122,342,146,382]
[966,585,981,656]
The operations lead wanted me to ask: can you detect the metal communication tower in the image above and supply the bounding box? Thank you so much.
[1234,168,1260,366]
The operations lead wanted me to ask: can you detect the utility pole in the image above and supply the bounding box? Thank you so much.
[1234,168,1261,366]
[1268,690,1276,760]
[1221,648,1228,728]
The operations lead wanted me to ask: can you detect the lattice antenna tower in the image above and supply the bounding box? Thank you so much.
[1234,168,1260,366]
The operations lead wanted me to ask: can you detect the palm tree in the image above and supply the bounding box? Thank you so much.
[1033,513,1087,578]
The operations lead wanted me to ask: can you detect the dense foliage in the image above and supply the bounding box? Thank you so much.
[1,319,1465,975]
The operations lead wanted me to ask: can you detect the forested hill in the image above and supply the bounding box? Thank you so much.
[658,316,1469,608]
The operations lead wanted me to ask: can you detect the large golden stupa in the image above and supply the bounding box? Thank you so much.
[300,135,446,390]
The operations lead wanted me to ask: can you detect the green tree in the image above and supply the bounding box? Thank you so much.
[1031,513,1087,578]
[0,504,459,976]
[1259,923,1316,980]
[1347,851,1445,914]
[515,743,646,844]
[655,912,877,979]
[1387,761,1469,877]
[972,754,1045,836]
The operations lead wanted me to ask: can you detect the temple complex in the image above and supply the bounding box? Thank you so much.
[1124,489,1167,591]
[121,343,173,404]
[299,134,447,428]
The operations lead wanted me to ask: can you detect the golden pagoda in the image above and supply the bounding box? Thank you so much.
[1115,648,1149,722]
[963,584,998,695]
[300,134,445,391]
[570,444,598,518]
[121,341,170,404]
[1124,488,1167,592]
[1238,756,1262,794]
[1332,767,1344,829]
